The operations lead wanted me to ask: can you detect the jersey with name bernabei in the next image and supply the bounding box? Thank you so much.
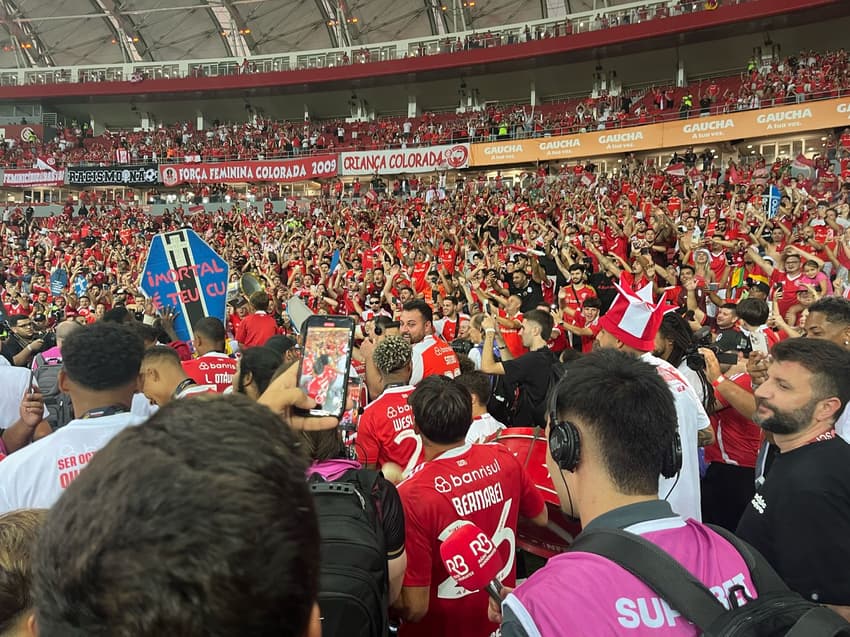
[356,385,422,476]
[398,443,545,637]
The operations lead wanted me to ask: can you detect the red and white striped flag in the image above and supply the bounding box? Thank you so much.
[115,148,130,164]
[665,162,686,177]
[188,204,205,214]
[581,172,596,187]
[792,154,814,173]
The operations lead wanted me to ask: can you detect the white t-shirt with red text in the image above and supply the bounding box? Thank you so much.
[465,412,506,444]
[641,353,711,522]
[0,412,146,513]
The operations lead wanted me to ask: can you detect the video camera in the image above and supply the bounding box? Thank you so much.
[686,326,740,369]
[33,327,57,351]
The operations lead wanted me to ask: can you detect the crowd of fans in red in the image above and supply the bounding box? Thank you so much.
[2,145,849,344]
[1,49,847,170]
[2,113,850,637]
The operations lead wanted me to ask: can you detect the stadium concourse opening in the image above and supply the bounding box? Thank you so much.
[1,2,850,636]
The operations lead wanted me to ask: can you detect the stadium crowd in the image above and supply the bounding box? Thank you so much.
[2,48,848,170]
[0,133,850,636]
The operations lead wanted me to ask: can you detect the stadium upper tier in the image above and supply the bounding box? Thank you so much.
[1,49,847,171]
[0,0,751,86]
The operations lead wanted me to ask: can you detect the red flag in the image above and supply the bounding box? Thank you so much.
[792,154,815,172]
[728,165,741,185]
[35,155,56,171]
[752,166,769,185]
[665,162,686,177]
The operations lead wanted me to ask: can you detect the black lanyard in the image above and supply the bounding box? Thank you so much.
[80,405,129,419]
[173,378,197,398]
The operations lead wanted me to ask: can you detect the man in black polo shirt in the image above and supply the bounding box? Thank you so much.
[479,309,556,428]
[737,338,850,619]
[508,269,544,313]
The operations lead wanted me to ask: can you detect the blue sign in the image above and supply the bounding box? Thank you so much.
[50,269,68,296]
[762,184,782,219]
[139,229,229,342]
[72,274,88,297]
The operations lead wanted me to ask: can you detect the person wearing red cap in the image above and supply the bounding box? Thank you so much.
[595,277,712,522]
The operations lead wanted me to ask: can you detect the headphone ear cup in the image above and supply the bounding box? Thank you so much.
[549,421,581,472]
[374,324,383,336]
[661,431,683,479]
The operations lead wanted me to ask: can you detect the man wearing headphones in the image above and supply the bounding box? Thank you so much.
[492,349,759,636]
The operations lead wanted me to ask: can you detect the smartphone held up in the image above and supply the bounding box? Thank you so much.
[296,315,355,419]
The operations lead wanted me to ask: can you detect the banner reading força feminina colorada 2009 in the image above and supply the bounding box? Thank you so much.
[340,144,470,176]
[158,155,339,187]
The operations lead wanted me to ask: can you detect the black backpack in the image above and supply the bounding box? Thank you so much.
[488,372,518,427]
[569,525,850,636]
[310,469,389,637]
[486,347,566,428]
[514,348,566,428]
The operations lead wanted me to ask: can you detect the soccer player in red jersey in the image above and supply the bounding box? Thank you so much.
[235,291,277,349]
[393,376,546,637]
[181,317,237,393]
[357,335,422,479]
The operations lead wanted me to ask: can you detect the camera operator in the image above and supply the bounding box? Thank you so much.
[30,314,61,370]
[0,315,45,367]
[31,313,57,351]
[696,339,762,530]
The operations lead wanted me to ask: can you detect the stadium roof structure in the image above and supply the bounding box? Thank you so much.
[0,0,634,67]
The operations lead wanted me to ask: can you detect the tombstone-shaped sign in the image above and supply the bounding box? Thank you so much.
[140,229,229,342]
